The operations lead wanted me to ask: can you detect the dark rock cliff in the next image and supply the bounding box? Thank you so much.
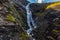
[0,0,60,40]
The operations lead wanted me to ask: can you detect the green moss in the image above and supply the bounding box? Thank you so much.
[53,29,60,33]
[20,32,29,40]
[4,14,16,22]
[9,32,15,37]
[37,12,45,17]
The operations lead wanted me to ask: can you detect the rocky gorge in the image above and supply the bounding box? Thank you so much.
[0,0,60,40]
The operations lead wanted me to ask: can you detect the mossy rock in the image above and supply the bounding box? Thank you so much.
[4,14,16,22]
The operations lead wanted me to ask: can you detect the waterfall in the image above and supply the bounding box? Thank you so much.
[13,0,37,40]
[26,3,37,40]
[26,3,35,35]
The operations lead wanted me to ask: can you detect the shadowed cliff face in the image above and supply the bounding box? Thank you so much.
[29,3,48,40]
[29,2,60,40]
[29,3,49,28]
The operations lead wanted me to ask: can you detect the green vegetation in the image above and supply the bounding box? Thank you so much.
[20,32,29,40]
[4,14,16,22]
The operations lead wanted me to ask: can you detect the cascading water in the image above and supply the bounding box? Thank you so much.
[13,0,37,40]
[26,3,37,40]
[26,3,37,35]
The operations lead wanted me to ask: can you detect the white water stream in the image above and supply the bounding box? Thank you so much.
[26,3,37,40]
[13,0,37,40]
[26,3,36,35]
